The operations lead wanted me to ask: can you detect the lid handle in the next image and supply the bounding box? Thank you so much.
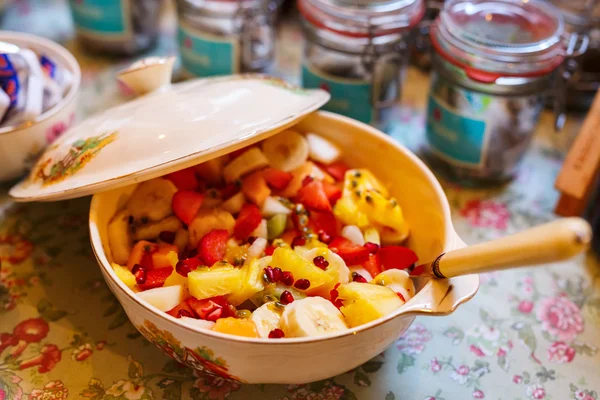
[117,57,175,96]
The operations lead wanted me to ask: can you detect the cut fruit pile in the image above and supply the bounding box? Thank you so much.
[108,130,417,339]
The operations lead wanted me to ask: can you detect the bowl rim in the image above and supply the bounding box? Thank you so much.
[89,110,478,345]
[0,30,82,136]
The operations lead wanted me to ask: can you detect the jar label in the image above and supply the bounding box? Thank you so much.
[178,21,239,77]
[301,64,372,124]
[69,0,131,39]
[426,93,488,167]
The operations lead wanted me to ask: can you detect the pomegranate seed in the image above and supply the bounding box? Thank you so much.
[301,175,314,186]
[352,272,367,283]
[397,292,406,302]
[294,278,310,290]
[264,267,275,283]
[364,242,379,254]
[247,236,257,245]
[268,328,285,339]
[272,267,283,282]
[205,308,223,321]
[177,309,193,318]
[159,231,176,244]
[280,290,294,304]
[265,246,275,256]
[282,271,294,286]
[291,236,306,248]
[318,230,332,244]
[131,264,147,285]
[313,256,329,270]
[176,258,201,277]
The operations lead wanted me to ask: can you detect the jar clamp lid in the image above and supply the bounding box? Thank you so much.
[431,0,567,81]
[9,58,329,202]
[299,0,426,37]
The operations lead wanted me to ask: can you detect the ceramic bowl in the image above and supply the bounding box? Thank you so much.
[0,31,81,182]
[89,111,479,384]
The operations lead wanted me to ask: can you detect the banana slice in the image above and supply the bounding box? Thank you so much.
[223,147,269,182]
[262,130,309,172]
[134,215,182,241]
[371,269,415,301]
[251,302,282,338]
[306,133,341,164]
[173,229,189,251]
[247,237,267,260]
[108,209,133,265]
[127,178,178,222]
[281,297,349,338]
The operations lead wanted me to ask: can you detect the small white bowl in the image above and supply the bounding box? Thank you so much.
[89,110,479,384]
[0,31,81,182]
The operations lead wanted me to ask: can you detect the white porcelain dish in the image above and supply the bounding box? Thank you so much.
[89,110,479,384]
[0,31,81,182]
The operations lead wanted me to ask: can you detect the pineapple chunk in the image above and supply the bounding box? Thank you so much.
[188,208,235,248]
[226,257,268,306]
[334,197,370,228]
[271,247,334,290]
[187,262,243,300]
[337,282,403,327]
[213,317,259,338]
[112,263,136,289]
[334,168,408,242]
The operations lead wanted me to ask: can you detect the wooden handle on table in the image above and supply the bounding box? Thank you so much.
[436,218,592,278]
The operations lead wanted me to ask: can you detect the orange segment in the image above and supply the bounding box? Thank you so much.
[213,317,259,338]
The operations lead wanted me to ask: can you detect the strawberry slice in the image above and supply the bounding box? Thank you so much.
[127,241,158,270]
[379,246,418,270]
[322,181,342,205]
[137,267,173,290]
[295,180,331,212]
[321,161,349,181]
[167,300,197,318]
[234,203,262,240]
[329,237,369,265]
[198,229,229,266]
[308,211,338,238]
[265,245,276,256]
[262,168,293,190]
[166,167,199,191]
[172,190,204,225]
[362,253,382,278]
[186,296,233,321]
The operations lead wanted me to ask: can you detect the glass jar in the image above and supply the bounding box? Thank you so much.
[551,0,598,111]
[176,0,277,77]
[68,0,162,56]
[411,0,444,71]
[298,0,425,128]
[423,0,568,186]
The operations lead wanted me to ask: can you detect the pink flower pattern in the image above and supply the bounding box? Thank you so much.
[536,295,584,341]
[460,199,510,230]
[547,341,576,363]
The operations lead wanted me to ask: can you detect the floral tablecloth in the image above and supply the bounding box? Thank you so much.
[1,1,599,399]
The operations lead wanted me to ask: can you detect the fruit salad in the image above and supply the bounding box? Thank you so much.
[108,130,418,339]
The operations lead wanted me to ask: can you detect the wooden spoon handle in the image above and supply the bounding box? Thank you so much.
[435,218,592,278]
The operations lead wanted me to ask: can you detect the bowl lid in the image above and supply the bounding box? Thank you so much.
[432,0,566,78]
[9,62,329,202]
